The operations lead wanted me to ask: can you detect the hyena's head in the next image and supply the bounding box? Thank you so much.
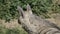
[17,4,33,27]
[17,4,41,34]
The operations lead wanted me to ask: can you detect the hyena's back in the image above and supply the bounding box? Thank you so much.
[29,14,60,29]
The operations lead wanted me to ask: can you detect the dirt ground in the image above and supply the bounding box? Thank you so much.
[0,19,21,29]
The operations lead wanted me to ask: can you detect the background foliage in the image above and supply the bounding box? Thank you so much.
[0,0,60,21]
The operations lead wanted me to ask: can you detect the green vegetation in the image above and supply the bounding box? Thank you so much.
[0,0,60,21]
[0,24,28,34]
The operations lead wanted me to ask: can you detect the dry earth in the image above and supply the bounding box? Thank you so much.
[0,19,21,29]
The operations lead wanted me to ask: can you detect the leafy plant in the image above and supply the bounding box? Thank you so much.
[0,0,60,21]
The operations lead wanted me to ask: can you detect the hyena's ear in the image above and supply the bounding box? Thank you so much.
[27,4,32,14]
[17,6,24,18]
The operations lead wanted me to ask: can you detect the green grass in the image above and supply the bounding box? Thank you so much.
[0,23,28,34]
